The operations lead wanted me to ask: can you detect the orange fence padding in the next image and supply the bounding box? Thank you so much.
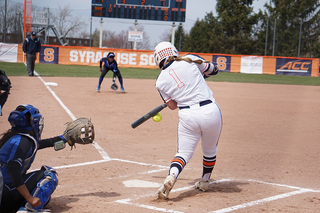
[16,44,319,77]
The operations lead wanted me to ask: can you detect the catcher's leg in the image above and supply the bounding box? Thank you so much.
[25,166,58,211]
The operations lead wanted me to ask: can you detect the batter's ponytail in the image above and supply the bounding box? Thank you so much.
[167,56,210,65]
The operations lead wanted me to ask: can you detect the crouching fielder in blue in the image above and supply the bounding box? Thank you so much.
[154,42,223,199]
[97,52,125,92]
[0,104,67,212]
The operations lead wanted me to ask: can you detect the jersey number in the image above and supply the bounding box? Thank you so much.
[169,68,185,89]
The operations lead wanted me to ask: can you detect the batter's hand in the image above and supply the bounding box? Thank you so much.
[100,68,102,72]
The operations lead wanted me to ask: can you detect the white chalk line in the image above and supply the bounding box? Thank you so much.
[29,157,167,174]
[114,178,320,213]
[31,67,320,212]
[115,199,184,213]
[32,69,110,160]
[114,179,231,213]
[32,68,168,173]
[32,69,170,181]
[112,158,168,169]
[210,189,312,213]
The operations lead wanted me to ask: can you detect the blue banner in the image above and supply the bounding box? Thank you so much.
[39,46,59,64]
[212,55,231,72]
[276,58,312,76]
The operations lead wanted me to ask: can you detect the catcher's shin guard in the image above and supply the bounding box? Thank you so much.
[27,166,58,211]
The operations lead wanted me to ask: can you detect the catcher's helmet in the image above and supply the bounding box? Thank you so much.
[0,70,11,91]
[154,42,179,69]
[8,104,44,141]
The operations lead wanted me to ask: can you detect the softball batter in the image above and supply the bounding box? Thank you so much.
[154,42,222,199]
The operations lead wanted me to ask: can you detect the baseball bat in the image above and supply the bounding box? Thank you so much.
[131,103,167,129]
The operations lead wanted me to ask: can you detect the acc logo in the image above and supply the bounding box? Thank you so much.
[276,58,312,76]
[277,61,311,73]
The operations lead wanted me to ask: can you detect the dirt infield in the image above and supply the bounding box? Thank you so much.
[1,75,320,213]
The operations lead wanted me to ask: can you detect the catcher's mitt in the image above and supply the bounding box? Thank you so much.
[111,83,118,90]
[63,117,94,148]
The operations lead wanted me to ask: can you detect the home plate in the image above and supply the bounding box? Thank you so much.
[123,180,160,188]
[45,82,58,86]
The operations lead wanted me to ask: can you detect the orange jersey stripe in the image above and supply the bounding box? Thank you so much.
[165,97,171,102]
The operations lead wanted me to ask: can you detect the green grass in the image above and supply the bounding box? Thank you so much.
[1,62,320,86]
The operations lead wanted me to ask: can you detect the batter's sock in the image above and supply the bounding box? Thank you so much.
[169,167,179,179]
[202,155,216,181]
[169,156,186,179]
[119,78,124,89]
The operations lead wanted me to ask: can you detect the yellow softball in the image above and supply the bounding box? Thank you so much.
[152,113,162,122]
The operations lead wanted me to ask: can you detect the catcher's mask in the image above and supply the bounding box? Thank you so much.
[8,104,44,141]
[154,41,179,69]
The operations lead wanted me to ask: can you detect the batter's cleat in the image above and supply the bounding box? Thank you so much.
[121,87,125,92]
[96,85,100,92]
[158,174,176,199]
[195,180,209,191]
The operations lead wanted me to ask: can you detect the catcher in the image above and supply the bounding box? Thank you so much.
[0,104,94,212]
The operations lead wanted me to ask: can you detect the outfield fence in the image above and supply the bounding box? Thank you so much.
[0,42,319,77]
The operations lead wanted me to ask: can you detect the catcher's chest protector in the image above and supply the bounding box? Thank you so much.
[18,133,38,174]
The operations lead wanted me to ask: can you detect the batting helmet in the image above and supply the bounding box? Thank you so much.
[154,42,179,69]
[8,104,44,141]
[0,70,11,92]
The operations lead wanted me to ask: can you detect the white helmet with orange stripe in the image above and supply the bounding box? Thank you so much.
[154,42,179,69]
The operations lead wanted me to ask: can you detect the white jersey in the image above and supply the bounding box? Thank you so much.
[155,54,214,107]
[154,48,222,190]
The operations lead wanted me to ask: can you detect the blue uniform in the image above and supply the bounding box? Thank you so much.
[97,53,125,92]
[0,134,37,184]
[0,134,61,212]
[100,57,119,72]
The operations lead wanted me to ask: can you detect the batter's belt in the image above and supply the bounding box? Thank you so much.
[178,100,212,110]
